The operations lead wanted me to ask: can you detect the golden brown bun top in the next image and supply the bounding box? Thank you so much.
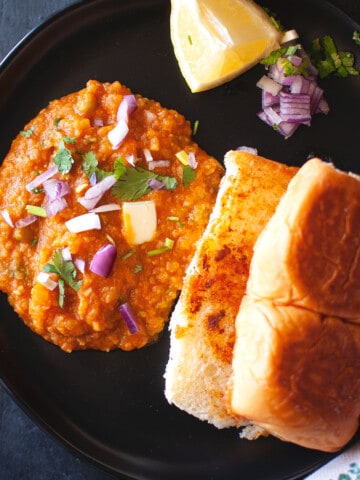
[230,158,360,452]
[248,158,360,319]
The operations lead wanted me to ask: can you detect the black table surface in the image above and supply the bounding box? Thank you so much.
[0,1,359,479]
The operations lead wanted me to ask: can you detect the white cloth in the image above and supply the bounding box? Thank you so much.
[304,442,360,480]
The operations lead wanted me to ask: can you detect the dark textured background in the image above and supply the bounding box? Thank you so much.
[0,1,359,479]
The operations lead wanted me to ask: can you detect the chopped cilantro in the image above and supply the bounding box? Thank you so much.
[82,152,115,182]
[354,31,360,46]
[262,7,284,32]
[182,165,196,187]
[54,138,75,174]
[20,127,34,138]
[112,164,178,201]
[53,118,62,127]
[310,35,359,78]
[261,45,300,68]
[133,264,143,274]
[82,154,178,201]
[63,136,76,144]
[82,151,99,178]
[188,34,193,45]
[43,249,82,307]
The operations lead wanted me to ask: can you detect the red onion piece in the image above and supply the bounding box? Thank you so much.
[25,165,58,192]
[89,203,121,213]
[65,213,101,233]
[147,178,165,190]
[89,244,117,278]
[36,272,58,291]
[78,174,117,210]
[15,215,38,228]
[62,247,72,261]
[1,209,14,227]
[43,179,70,201]
[118,302,139,334]
[147,160,170,171]
[74,258,85,274]
[45,197,68,218]
[116,95,137,123]
[188,152,198,169]
[108,119,129,149]
[143,148,153,162]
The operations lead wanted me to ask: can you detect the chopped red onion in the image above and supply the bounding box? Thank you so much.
[43,179,70,201]
[118,302,139,334]
[143,148,153,163]
[147,160,170,171]
[108,119,129,149]
[25,165,58,192]
[281,29,299,44]
[147,178,165,190]
[74,258,85,274]
[90,244,117,278]
[78,174,117,210]
[89,203,121,213]
[15,215,38,228]
[36,272,58,291]
[257,45,329,138]
[256,75,282,96]
[279,91,311,123]
[65,212,101,233]
[92,117,104,127]
[1,209,14,227]
[45,197,68,218]
[261,90,280,108]
[125,154,137,167]
[62,247,72,261]
[89,171,97,186]
[116,95,137,123]
[188,152,198,169]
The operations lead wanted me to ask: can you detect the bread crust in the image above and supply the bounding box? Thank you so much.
[230,158,360,451]
[164,150,297,428]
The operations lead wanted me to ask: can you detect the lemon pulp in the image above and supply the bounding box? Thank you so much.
[170,0,283,92]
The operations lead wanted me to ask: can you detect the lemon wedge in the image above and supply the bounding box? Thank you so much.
[170,0,283,92]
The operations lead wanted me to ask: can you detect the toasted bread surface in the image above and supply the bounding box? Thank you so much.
[230,159,360,451]
[164,150,297,428]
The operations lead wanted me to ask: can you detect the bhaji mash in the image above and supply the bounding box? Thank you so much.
[0,80,223,352]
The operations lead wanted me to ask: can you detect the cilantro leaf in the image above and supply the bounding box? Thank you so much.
[113,156,127,180]
[54,139,75,174]
[82,152,114,182]
[112,166,155,201]
[310,35,359,78]
[112,165,177,201]
[20,127,34,138]
[82,151,99,178]
[43,249,82,293]
[354,31,360,46]
[182,165,196,187]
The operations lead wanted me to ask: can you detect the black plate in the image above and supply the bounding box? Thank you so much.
[0,1,359,479]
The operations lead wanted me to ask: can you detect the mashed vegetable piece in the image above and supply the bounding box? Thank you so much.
[0,80,223,352]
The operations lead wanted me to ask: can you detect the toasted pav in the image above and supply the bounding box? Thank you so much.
[164,149,297,428]
[230,158,360,452]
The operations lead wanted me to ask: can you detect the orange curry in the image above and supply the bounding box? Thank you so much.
[0,80,223,352]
